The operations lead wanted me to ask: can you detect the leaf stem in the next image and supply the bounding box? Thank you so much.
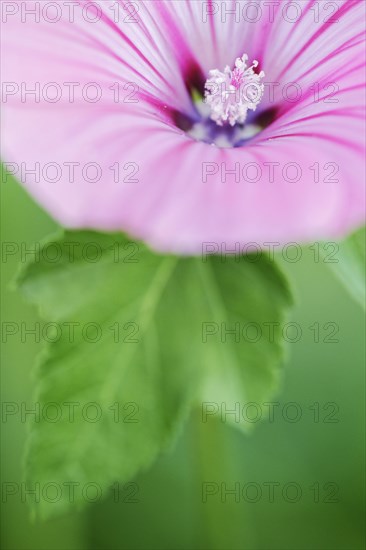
[194,409,241,550]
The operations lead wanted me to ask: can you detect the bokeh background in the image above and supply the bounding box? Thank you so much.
[1,175,365,550]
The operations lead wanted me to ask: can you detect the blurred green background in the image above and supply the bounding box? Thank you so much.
[1,178,365,550]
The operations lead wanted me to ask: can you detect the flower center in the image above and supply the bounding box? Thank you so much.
[204,54,265,127]
[174,55,272,148]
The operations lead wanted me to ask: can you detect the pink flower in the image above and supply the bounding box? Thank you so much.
[1,0,365,253]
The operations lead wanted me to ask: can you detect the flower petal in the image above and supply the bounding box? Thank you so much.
[1,0,365,253]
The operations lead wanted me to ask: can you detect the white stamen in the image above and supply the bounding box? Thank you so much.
[204,54,265,127]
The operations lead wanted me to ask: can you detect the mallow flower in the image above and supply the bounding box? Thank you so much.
[1,0,365,253]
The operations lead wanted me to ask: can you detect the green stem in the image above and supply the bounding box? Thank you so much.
[194,409,243,550]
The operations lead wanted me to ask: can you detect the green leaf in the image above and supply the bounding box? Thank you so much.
[17,231,293,517]
[324,227,365,308]
[197,254,293,425]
